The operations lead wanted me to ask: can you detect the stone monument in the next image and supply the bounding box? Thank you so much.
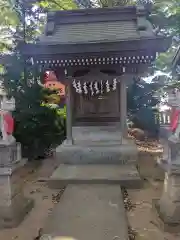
[0,90,33,228]
[154,88,180,232]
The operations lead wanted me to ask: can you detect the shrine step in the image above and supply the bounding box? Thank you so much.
[56,143,137,164]
[48,164,142,189]
[40,185,129,240]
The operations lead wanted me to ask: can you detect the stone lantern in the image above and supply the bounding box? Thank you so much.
[0,89,33,228]
[167,87,180,107]
[154,85,180,231]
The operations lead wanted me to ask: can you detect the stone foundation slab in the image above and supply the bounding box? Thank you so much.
[56,143,137,164]
[48,164,142,189]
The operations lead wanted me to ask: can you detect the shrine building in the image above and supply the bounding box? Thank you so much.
[21,5,171,166]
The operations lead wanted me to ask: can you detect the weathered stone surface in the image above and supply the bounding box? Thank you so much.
[73,126,122,142]
[0,142,22,167]
[41,185,128,240]
[153,124,180,232]
[48,164,141,189]
[0,185,33,228]
[153,172,180,232]
[0,195,34,228]
[0,143,32,228]
[0,172,22,206]
[137,152,164,180]
[168,140,180,162]
[0,167,34,228]
[56,126,137,164]
[56,144,137,164]
[152,199,180,233]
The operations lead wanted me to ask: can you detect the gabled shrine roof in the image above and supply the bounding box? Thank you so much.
[21,6,171,74]
[38,6,155,45]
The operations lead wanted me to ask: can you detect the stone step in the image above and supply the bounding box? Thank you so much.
[40,185,129,240]
[48,164,142,189]
[74,140,123,146]
[56,143,137,164]
[73,138,134,146]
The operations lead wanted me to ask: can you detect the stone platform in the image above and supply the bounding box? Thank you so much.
[40,185,128,240]
[56,126,137,164]
[48,164,141,189]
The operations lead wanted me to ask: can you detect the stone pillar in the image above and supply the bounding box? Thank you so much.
[154,138,180,231]
[120,76,128,139]
[65,80,73,145]
[154,169,180,232]
[0,92,33,228]
[0,142,33,228]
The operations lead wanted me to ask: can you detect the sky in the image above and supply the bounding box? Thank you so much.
[145,71,170,83]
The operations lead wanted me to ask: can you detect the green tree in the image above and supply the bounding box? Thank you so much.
[2,55,65,160]
[148,0,180,73]
[0,0,19,51]
[0,0,69,160]
[0,0,42,52]
[23,0,77,11]
[75,0,153,8]
[127,79,160,135]
[94,0,135,7]
[0,0,78,52]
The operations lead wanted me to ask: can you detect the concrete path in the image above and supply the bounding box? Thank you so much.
[41,185,128,240]
[48,164,141,189]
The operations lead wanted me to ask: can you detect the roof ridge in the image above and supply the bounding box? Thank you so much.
[47,6,137,17]
[47,6,139,24]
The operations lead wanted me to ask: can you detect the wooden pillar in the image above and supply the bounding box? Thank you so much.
[65,80,73,145]
[120,76,128,138]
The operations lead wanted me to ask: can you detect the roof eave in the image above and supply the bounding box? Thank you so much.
[21,36,172,57]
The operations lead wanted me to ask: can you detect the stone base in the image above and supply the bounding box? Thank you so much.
[56,126,137,164]
[56,142,137,165]
[0,195,34,228]
[152,199,180,233]
[0,141,33,228]
[0,168,34,228]
[48,164,142,189]
[137,152,164,180]
[152,171,180,233]
[0,142,23,168]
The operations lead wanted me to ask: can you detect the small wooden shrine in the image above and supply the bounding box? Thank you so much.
[22,5,170,146]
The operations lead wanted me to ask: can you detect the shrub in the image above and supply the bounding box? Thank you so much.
[3,56,66,160]
[131,108,160,138]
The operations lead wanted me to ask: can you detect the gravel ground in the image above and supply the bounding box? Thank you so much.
[0,158,60,240]
[126,180,180,240]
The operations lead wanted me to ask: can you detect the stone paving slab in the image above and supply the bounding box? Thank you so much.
[48,164,141,189]
[41,185,128,240]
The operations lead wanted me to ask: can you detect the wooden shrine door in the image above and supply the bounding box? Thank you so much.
[73,88,120,123]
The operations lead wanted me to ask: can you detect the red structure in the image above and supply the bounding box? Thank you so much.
[44,71,66,105]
